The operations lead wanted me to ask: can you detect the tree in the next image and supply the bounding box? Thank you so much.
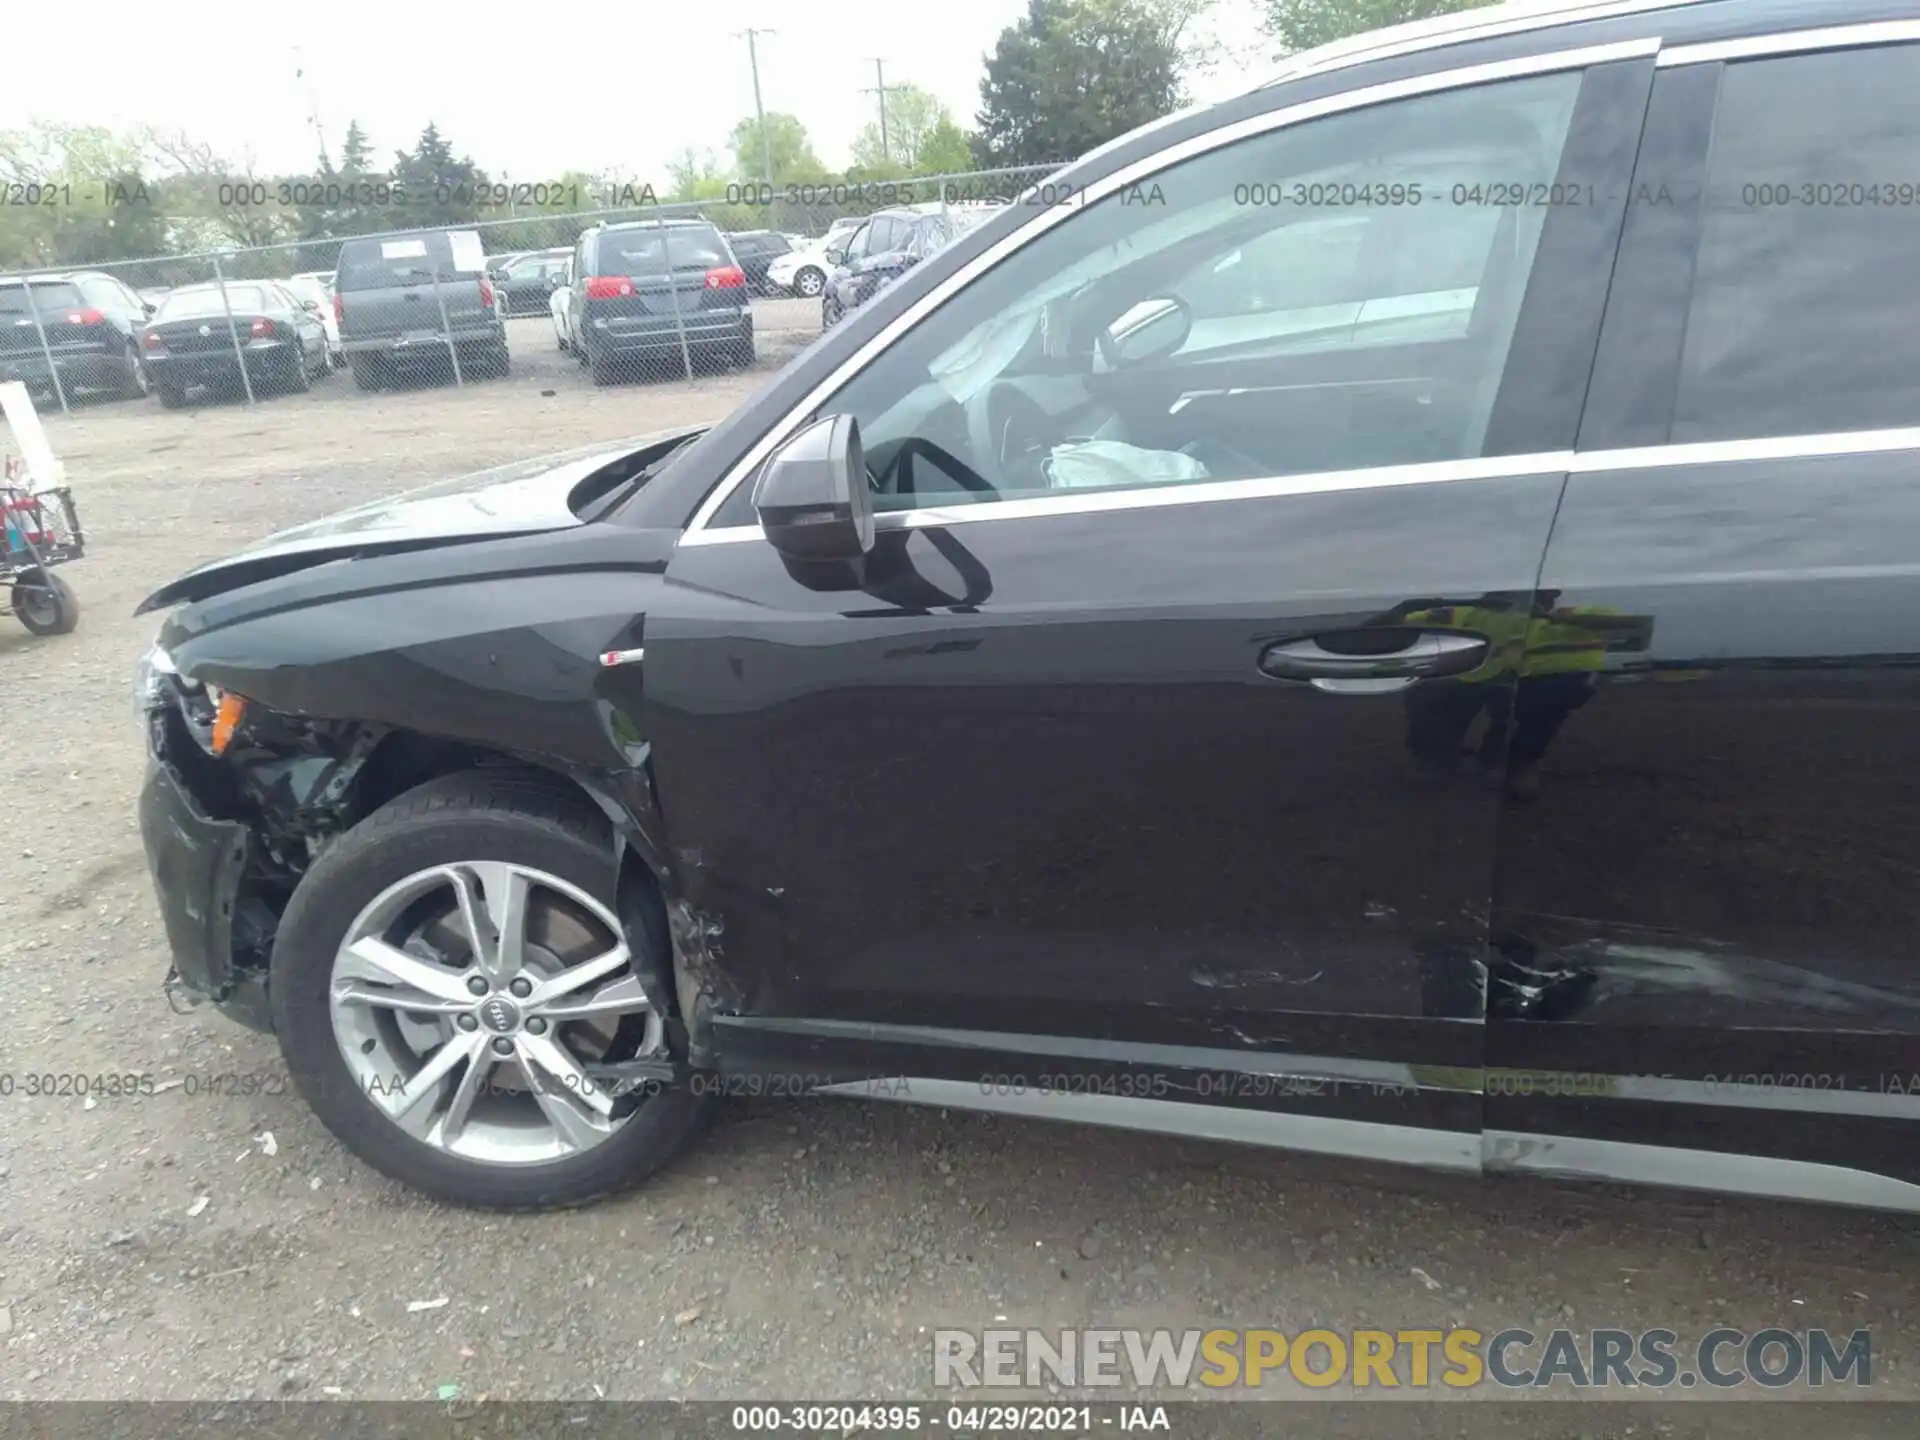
[1263,0,1494,53]
[665,147,728,202]
[726,113,824,184]
[391,123,489,228]
[916,116,976,177]
[974,0,1185,169]
[0,123,170,269]
[850,84,953,173]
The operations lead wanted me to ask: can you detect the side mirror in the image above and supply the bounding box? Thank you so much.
[143,302,158,316]
[1100,296,1192,368]
[753,413,873,564]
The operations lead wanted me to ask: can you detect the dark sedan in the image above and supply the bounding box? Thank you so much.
[495,248,571,316]
[140,281,332,406]
[726,230,793,295]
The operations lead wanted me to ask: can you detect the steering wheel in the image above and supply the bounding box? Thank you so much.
[964,380,1061,492]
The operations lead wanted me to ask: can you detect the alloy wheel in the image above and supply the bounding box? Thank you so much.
[327,861,663,1165]
[797,268,824,297]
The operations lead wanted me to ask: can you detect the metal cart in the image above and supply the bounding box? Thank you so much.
[3,454,83,636]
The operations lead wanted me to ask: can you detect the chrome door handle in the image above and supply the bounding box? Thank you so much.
[1259,630,1488,693]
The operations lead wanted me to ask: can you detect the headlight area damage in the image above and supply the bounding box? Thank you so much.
[140,673,386,1031]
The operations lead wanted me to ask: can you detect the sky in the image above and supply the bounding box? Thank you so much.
[4,0,1275,187]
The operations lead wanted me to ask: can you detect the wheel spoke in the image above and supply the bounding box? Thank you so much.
[515,1044,614,1153]
[383,1032,484,1138]
[438,1047,496,1147]
[455,862,530,983]
[536,973,653,1022]
[525,942,630,1010]
[518,1032,615,1118]
[337,936,473,1004]
[331,979,470,1015]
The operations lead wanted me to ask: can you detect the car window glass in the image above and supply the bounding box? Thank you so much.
[1670,43,1920,443]
[718,69,1581,521]
[595,227,728,273]
[157,286,268,318]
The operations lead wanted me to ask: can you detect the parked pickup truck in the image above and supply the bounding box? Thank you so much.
[333,230,509,390]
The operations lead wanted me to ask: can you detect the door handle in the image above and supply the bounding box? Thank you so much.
[1260,630,1488,694]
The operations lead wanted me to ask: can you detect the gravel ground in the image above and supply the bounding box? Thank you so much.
[1,301,1918,1418]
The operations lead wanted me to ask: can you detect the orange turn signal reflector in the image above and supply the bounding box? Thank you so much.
[210,692,247,755]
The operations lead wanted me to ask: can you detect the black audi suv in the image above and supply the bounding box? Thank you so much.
[137,0,1920,1212]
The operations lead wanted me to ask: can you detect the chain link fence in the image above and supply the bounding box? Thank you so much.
[0,165,1065,411]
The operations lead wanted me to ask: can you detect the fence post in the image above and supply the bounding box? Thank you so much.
[653,210,696,384]
[212,254,257,406]
[430,263,464,388]
[17,276,70,417]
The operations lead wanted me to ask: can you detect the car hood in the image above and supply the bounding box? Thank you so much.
[136,425,705,614]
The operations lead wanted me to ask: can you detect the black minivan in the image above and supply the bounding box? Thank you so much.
[137,0,1920,1214]
[560,219,755,384]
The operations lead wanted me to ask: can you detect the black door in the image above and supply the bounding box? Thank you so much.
[1486,34,1920,1209]
[640,55,1650,1154]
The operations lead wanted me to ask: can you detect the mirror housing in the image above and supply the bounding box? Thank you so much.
[1102,296,1192,367]
[753,414,873,565]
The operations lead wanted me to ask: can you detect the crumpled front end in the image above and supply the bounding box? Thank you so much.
[137,657,383,1033]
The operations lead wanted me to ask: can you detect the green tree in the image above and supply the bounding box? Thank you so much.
[916,116,976,177]
[726,113,825,184]
[974,0,1185,169]
[850,84,954,173]
[0,123,170,269]
[1263,0,1494,53]
[391,122,489,228]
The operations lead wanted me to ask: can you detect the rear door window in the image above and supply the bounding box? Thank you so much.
[1669,42,1920,442]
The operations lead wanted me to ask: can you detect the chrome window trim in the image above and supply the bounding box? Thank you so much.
[1658,17,1920,66]
[679,36,1660,545]
[677,425,1920,548]
[1260,0,1694,88]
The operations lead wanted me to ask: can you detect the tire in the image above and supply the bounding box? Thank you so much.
[487,344,511,378]
[729,334,756,369]
[589,349,621,386]
[794,267,825,298]
[822,295,841,329]
[282,344,311,394]
[11,570,79,636]
[118,340,151,400]
[270,771,715,1210]
[156,381,189,409]
[350,356,382,392]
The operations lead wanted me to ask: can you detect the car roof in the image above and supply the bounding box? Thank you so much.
[1255,0,1709,87]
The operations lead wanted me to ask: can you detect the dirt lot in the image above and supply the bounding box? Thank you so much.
[1,300,1918,1417]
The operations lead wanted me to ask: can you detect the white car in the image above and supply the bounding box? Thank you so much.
[285,275,343,368]
[766,218,862,298]
[550,262,572,351]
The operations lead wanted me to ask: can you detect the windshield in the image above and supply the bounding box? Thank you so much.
[156,285,269,318]
[597,227,729,273]
[0,282,82,314]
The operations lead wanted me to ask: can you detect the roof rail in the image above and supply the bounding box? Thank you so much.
[1256,0,1704,88]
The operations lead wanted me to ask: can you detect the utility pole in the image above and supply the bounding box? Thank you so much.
[738,28,777,190]
[860,58,908,164]
[293,45,329,170]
